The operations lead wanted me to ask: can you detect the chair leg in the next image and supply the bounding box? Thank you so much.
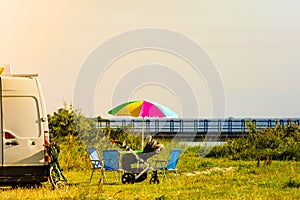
[90,169,94,183]
[113,171,118,181]
[163,169,167,179]
[99,169,104,185]
[103,171,108,183]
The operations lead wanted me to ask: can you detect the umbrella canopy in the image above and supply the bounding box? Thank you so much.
[108,100,178,118]
[108,100,178,149]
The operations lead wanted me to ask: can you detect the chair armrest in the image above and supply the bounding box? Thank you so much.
[90,159,104,168]
[155,160,167,168]
[91,159,102,163]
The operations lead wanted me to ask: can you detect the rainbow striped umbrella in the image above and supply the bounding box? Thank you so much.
[108,100,178,148]
[108,100,178,118]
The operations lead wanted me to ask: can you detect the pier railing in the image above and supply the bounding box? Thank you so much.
[97,118,300,138]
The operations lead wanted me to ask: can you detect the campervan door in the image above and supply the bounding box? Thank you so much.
[0,76,48,174]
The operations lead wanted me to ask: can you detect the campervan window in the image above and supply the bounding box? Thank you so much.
[2,96,40,138]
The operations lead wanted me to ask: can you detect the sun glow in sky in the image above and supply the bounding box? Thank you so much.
[1,1,300,118]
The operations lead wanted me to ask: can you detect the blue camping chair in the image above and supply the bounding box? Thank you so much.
[102,150,123,182]
[155,149,181,179]
[87,147,104,183]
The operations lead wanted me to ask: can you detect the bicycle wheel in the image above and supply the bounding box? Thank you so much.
[55,180,69,191]
[50,166,68,191]
[50,166,60,187]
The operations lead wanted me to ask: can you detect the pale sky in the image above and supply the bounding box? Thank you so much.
[1,1,300,118]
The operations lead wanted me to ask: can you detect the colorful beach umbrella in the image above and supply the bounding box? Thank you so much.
[108,100,178,148]
[108,100,178,118]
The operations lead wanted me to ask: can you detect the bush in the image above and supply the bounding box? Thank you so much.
[207,120,300,161]
[47,104,143,170]
[103,127,142,150]
[48,103,77,139]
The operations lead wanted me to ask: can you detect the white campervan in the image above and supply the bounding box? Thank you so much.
[0,65,50,186]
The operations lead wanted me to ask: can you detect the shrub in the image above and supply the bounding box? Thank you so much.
[207,120,300,161]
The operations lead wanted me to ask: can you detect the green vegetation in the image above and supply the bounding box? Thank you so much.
[207,120,300,164]
[47,103,77,139]
[3,105,297,199]
[103,127,142,151]
[0,143,299,199]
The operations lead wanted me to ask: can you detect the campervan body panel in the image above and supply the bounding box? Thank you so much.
[0,76,49,184]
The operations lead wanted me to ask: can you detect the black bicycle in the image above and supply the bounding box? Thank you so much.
[46,142,69,191]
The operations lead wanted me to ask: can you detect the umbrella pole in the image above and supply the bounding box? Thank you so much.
[142,117,144,149]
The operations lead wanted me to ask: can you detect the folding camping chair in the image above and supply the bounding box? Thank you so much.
[87,147,104,183]
[155,149,181,179]
[102,150,123,182]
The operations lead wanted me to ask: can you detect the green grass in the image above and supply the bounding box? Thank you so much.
[0,144,299,200]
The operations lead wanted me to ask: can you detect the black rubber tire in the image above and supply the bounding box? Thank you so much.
[122,173,135,184]
[135,173,147,182]
[150,177,160,184]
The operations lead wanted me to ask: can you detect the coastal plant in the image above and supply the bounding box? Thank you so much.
[207,120,300,162]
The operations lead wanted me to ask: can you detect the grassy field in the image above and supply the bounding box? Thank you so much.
[0,146,299,200]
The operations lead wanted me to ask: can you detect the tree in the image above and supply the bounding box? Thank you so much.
[47,103,77,139]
